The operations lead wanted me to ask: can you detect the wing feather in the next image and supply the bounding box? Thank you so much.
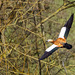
[58,27,66,39]
[58,14,74,39]
[39,44,59,60]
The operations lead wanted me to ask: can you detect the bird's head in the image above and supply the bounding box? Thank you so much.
[46,39,54,43]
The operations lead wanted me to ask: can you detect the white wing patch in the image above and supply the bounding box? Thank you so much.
[46,44,58,52]
[58,27,66,39]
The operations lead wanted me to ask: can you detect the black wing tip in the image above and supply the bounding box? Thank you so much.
[39,58,42,60]
[71,13,74,19]
[39,51,50,60]
[64,13,74,29]
[71,13,74,16]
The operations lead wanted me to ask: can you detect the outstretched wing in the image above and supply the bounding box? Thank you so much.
[58,14,74,39]
[39,44,59,60]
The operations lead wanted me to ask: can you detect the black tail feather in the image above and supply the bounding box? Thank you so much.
[64,13,74,29]
[63,43,72,49]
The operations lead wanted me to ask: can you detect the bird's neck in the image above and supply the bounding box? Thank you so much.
[50,40,55,43]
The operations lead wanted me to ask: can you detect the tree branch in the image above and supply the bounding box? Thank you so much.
[36,1,75,28]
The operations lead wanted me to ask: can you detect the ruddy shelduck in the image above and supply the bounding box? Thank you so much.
[39,14,74,60]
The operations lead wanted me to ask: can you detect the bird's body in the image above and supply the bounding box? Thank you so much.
[53,37,66,47]
[39,14,74,60]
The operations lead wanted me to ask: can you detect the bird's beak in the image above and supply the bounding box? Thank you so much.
[46,40,48,42]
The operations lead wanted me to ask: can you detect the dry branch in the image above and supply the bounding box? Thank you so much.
[36,1,75,28]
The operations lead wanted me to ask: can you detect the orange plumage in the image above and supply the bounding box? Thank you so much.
[53,38,66,47]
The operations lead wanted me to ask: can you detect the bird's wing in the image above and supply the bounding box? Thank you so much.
[39,44,59,60]
[58,14,74,39]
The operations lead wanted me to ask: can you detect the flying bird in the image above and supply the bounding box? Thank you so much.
[39,14,74,60]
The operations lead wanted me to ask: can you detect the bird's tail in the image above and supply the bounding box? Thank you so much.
[63,43,72,49]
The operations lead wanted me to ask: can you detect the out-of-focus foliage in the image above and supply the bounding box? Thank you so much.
[0,0,75,75]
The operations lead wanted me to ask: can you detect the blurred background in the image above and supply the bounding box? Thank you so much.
[0,0,75,75]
